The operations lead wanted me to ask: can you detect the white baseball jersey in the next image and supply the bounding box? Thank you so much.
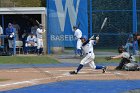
[27,35,37,42]
[74,29,82,49]
[26,35,37,47]
[74,29,82,39]
[36,28,43,39]
[82,40,95,54]
[80,40,97,69]
[36,28,44,49]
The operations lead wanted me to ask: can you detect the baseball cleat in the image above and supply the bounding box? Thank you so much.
[69,71,77,74]
[102,66,107,73]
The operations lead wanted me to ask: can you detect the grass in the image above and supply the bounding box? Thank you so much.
[95,57,120,63]
[95,48,118,53]
[0,79,10,81]
[95,56,140,63]
[0,56,60,64]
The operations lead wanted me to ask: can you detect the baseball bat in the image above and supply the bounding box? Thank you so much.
[98,17,108,36]
[36,20,40,25]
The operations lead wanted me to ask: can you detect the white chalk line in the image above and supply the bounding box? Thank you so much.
[0,69,96,73]
[0,69,128,88]
[0,76,65,87]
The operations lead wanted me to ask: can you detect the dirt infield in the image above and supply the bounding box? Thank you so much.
[0,66,140,91]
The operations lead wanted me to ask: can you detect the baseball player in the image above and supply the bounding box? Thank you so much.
[73,26,83,56]
[36,24,45,55]
[106,46,136,70]
[24,33,37,54]
[69,36,107,74]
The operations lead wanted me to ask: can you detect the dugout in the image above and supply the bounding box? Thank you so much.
[0,7,47,55]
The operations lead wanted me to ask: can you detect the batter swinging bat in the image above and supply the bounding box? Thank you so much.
[98,17,108,36]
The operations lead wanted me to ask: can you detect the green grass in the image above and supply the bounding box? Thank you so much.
[95,56,140,63]
[0,79,10,81]
[0,56,60,64]
[95,48,118,53]
[95,57,120,63]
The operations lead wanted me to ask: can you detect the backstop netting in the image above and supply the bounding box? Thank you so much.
[92,0,139,55]
[47,0,140,55]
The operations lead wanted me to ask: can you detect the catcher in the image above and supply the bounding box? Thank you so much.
[105,46,136,70]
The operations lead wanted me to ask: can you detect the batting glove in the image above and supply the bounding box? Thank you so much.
[96,36,99,40]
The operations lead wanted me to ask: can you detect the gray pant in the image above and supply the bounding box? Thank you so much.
[8,39,14,48]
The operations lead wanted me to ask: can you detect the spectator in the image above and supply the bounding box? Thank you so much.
[0,25,3,45]
[133,33,139,55]
[5,23,15,54]
[24,22,31,34]
[0,25,3,35]
[22,30,28,53]
[124,34,133,54]
[24,33,37,54]
[31,22,38,36]
[13,20,20,40]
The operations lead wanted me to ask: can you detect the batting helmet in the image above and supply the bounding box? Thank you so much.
[73,25,78,30]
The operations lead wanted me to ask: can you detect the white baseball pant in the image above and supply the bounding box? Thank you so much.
[80,52,96,69]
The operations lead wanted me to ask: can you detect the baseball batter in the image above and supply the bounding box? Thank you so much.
[36,24,45,55]
[73,26,82,56]
[69,36,106,74]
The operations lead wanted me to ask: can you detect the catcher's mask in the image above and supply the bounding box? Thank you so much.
[118,46,126,53]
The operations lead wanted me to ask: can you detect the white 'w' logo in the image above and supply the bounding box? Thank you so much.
[55,0,80,32]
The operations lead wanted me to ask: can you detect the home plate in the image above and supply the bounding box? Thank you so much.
[62,72,71,76]
[113,72,128,75]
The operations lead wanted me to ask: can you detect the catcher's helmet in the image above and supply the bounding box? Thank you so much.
[118,46,126,53]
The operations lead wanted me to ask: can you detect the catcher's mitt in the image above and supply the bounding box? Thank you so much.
[105,56,112,61]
